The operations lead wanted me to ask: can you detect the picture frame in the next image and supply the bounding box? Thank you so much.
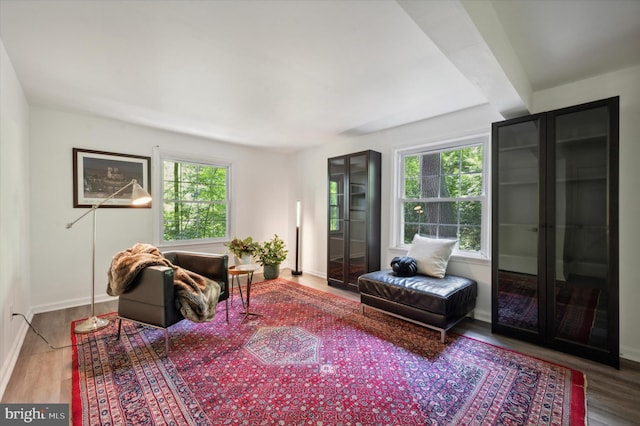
[73,148,151,208]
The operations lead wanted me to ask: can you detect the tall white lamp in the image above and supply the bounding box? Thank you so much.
[66,179,152,333]
[292,201,302,276]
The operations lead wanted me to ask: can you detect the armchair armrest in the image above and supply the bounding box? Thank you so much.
[118,265,182,327]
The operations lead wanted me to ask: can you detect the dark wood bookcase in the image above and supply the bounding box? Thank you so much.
[491,97,619,367]
[327,150,381,292]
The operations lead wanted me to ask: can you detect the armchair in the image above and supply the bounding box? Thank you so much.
[116,250,229,353]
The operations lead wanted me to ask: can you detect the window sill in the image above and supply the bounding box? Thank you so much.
[157,240,226,251]
[389,246,491,266]
[449,253,491,266]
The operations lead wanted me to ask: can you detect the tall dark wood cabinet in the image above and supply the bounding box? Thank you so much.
[327,150,381,291]
[492,97,619,367]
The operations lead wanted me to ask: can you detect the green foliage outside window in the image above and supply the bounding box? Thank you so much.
[329,180,341,231]
[163,160,228,242]
[402,144,484,252]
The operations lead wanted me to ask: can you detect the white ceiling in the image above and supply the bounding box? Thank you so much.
[490,0,640,91]
[1,0,639,152]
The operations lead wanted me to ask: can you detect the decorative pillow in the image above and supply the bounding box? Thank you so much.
[406,234,456,278]
[390,256,418,277]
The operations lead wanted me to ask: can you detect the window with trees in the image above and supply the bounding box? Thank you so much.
[162,159,229,243]
[328,179,342,232]
[398,135,488,255]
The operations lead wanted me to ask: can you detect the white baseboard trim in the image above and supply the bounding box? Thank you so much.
[31,294,116,315]
[472,309,491,324]
[303,269,326,280]
[620,344,640,364]
[0,308,33,400]
[0,293,116,400]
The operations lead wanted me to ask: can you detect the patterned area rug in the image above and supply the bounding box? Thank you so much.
[72,278,586,425]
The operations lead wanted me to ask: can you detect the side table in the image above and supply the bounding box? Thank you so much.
[229,264,262,322]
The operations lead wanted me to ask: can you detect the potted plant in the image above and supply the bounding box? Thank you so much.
[254,234,288,279]
[224,236,258,265]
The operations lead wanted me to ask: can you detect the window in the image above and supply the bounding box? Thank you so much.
[328,179,342,232]
[397,135,488,255]
[161,159,229,243]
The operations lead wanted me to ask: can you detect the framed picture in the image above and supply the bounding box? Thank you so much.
[73,148,151,208]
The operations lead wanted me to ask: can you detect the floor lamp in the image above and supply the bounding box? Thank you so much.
[66,179,151,333]
[292,201,302,276]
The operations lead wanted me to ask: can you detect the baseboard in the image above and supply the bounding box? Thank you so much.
[620,344,640,364]
[0,308,33,400]
[31,293,115,315]
[300,268,326,280]
[0,294,116,399]
[473,309,491,324]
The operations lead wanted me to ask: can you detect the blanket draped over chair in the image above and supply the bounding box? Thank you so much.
[107,243,221,322]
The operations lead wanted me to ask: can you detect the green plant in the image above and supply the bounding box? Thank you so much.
[224,236,258,258]
[254,234,288,266]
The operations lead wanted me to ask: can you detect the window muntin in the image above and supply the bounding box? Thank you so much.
[399,137,487,255]
[162,159,229,243]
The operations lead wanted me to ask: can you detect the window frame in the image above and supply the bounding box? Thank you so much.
[393,133,491,259]
[155,150,232,247]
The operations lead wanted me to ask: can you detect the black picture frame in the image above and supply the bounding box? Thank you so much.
[72,148,151,208]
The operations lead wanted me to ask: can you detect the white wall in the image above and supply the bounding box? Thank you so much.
[0,39,31,397]
[294,104,503,323]
[29,107,296,313]
[532,64,640,363]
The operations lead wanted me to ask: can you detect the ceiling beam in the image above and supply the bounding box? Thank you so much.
[398,0,530,119]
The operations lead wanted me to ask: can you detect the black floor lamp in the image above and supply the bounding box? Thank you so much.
[66,179,151,333]
[292,201,302,276]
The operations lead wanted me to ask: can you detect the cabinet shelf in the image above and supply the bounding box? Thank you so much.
[499,223,606,231]
[499,176,605,186]
[556,133,608,146]
[499,180,537,186]
[498,143,538,153]
[557,176,606,183]
[499,223,538,230]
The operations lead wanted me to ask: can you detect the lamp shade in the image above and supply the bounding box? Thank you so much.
[131,182,152,205]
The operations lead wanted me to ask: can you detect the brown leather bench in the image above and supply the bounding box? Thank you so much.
[358,269,477,342]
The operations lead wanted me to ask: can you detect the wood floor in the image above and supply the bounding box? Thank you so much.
[3,270,639,425]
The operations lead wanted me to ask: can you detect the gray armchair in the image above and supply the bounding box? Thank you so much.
[116,251,229,353]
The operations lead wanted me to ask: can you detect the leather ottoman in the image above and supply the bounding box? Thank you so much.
[358,269,477,342]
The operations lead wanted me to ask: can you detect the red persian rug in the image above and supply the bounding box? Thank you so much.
[72,278,586,425]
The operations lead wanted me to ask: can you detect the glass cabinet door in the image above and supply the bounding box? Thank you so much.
[348,153,368,285]
[328,157,345,282]
[552,105,610,349]
[494,117,542,334]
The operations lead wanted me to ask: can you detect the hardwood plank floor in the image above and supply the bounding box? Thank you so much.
[3,270,639,425]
